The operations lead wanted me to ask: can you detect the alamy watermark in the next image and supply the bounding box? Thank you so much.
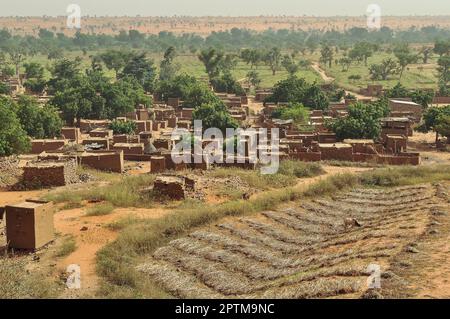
[367,4,382,30]
[171,121,280,175]
[66,4,81,29]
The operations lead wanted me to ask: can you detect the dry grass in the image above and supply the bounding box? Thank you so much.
[85,203,115,216]
[55,235,77,258]
[96,165,450,298]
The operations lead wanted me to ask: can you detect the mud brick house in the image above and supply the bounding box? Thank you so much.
[82,138,110,150]
[389,99,423,123]
[5,200,55,250]
[23,160,78,187]
[319,143,354,161]
[168,97,181,108]
[61,127,81,143]
[134,120,148,133]
[360,84,383,97]
[380,117,413,139]
[136,108,150,121]
[112,143,144,155]
[79,151,124,173]
[317,133,337,144]
[31,139,67,154]
[153,139,172,150]
[385,135,408,153]
[89,128,113,139]
[255,89,273,102]
[79,120,110,133]
[153,175,195,200]
[150,156,166,173]
[113,134,128,144]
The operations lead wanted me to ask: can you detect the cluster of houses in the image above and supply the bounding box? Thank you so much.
[13,83,436,188]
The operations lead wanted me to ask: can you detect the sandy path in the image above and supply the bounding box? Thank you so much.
[55,205,171,298]
[311,62,371,100]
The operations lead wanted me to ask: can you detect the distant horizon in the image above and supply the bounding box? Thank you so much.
[2,14,450,18]
[1,0,449,17]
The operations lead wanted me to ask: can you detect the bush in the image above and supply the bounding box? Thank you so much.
[109,120,136,135]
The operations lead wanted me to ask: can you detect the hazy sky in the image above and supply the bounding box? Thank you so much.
[0,0,449,16]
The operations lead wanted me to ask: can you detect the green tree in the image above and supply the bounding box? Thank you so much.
[437,55,450,95]
[320,44,334,68]
[281,55,299,76]
[98,50,130,79]
[266,76,329,110]
[15,95,63,139]
[121,53,157,92]
[211,72,245,95]
[394,44,418,80]
[369,58,398,80]
[433,40,450,58]
[192,101,238,133]
[246,70,261,88]
[159,46,180,81]
[265,47,282,76]
[349,42,375,66]
[328,100,390,140]
[198,48,225,81]
[418,105,450,143]
[0,97,30,155]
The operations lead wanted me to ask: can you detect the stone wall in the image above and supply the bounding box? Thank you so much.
[23,160,78,188]
[80,151,124,173]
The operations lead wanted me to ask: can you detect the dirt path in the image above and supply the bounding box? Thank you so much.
[311,62,370,100]
[55,205,172,298]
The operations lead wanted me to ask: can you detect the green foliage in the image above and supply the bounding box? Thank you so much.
[385,83,434,108]
[109,120,136,135]
[266,75,329,110]
[49,60,151,125]
[192,101,238,133]
[272,103,310,125]
[15,95,62,139]
[281,55,299,75]
[211,72,245,95]
[437,55,450,95]
[0,97,30,156]
[198,48,225,80]
[328,100,390,140]
[159,46,180,81]
[264,47,282,75]
[369,58,398,80]
[120,53,157,92]
[418,105,450,141]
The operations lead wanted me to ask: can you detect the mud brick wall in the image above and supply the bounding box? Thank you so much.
[319,146,354,161]
[290,152,321,162]
[432,96,450,104]
[377,154,420,165]
[80,152,124,173]
[389,102,423,123]
[113,135,128,144]
[112,143,144,155]
[23,160,78,187]
[181,108,194,119]
[150,156,166,173]
[154,178,185,200]
[167,117,178,128]
[352,153,377,162]
[137,109,150,121]
[134,121,148,133]
[89,130,113,139]
[167,98,181,108]
[154,139,172,150]
[82,138,110,150]
[79,120,110,133]
[139,131,153,140]
[31,140,67,154]
[385,136,407,153]
[61,127,80,142]
[317,133,337,144]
